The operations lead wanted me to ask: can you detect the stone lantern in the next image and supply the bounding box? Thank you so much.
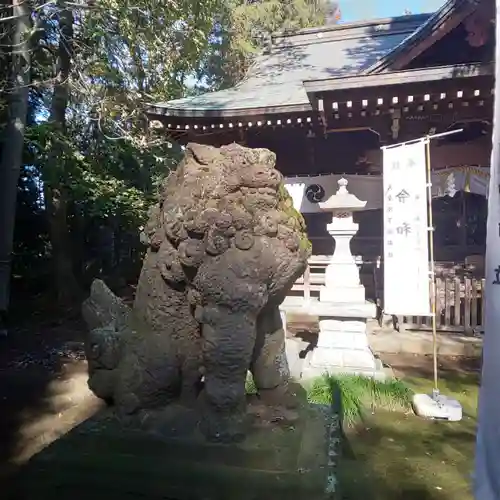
[318,177,368,304]
[301,178,382,378]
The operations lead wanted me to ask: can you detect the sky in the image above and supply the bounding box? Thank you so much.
[338,0,447,23]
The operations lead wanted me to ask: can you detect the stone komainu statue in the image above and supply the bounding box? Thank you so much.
[82,142,311,442]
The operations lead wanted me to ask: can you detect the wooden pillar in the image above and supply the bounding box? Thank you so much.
[460,192,468,260]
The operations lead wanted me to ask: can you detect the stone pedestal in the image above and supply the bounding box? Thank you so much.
[299,301,382,379]
[9,398,332,500]
[312,318,376,369]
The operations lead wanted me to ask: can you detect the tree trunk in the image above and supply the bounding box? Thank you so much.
[44,4,81,305]
[0,0,31,326]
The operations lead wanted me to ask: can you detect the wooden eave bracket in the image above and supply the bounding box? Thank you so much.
[317,97,327,133]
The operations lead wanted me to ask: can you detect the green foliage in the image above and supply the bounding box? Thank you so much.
[1,0,333,301]
[26,123,147,227]
[277,182,311,252]
[12,166,49,278]
[197,0,328,90]
[307,374,413,426]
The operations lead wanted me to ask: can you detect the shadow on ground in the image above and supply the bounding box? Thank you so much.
[0,313,102,482]
[0,310,480,500]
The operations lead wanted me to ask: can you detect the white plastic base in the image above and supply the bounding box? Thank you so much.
[412,392,463,421]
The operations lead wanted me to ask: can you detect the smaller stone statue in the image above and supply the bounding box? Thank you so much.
[82,142,311,443]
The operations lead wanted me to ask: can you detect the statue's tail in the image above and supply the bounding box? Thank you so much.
[82,279,130,330]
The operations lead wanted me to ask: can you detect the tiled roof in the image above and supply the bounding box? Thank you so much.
[149,14,431,117]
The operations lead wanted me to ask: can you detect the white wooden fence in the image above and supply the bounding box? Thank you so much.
[291,256,485,334]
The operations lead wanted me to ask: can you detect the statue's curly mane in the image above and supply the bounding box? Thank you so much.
[142,142,310,285]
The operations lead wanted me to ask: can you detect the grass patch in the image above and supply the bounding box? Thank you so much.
[307,374,413,426]
[246,368,478,499]
[338,375,478,500]
[246,372,413,427]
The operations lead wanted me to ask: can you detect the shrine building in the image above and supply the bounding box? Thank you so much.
[146,0,494,330]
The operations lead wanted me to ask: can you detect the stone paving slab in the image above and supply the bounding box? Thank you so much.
[368,329,482,357]
[285,317,482,359]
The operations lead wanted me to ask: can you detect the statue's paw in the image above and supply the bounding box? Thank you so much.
[117,392,141,415]
[199,393,249,443]
[86,323,121,370]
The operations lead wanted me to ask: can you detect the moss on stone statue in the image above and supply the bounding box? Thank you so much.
[277,183,311,254]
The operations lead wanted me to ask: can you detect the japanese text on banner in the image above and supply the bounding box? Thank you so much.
[383,140,431,316]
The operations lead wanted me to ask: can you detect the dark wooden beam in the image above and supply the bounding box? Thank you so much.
[304,62,493,94]
[361,138,491,172]
[322,95,492,136]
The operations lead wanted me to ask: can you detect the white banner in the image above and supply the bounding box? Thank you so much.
[382,140,431,316]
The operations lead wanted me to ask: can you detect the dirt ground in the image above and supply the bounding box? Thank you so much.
[0,313,482,484]
[0,315,103,480]
[380,352,481,381]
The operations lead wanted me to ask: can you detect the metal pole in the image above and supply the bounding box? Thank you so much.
[424,137,439,393]
[381,128,464,150]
